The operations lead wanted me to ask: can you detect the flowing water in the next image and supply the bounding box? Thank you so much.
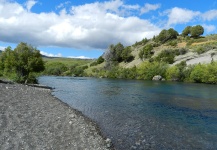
[39,76,217,150]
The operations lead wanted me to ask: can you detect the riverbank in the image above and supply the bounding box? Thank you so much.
[0,82,111,150]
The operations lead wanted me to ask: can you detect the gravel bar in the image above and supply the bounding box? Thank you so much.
[0,82,111,150]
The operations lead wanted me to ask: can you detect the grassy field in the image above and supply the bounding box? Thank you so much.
[43,57,93,67]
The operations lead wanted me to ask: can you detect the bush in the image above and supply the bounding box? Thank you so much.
[0,43,45,83]
[166,66,180,81]
[155,49,175,64]
[139,44,154,60]
[44,62,67,76]
[137,61,168,80]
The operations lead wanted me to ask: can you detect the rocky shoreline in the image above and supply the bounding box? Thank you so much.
[0,82,112,150]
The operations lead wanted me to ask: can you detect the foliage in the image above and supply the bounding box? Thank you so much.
[154,49,176,64]
[182,25,204,38]
[155,28,179,43]
[0,43,45,83]
[133,38,149,46]
[139,44,154,60]
[190,25,204,38]
[182,26,191,37]
[166,66,180,81]
[104,43,134,69]
[167,40,178,47]
[97,56,104,64]
[90,56,104,67]
[121,47,134,63]
[44,62,67,76]
[192,43,217,54]
[190,62,217,84]
[137,61,168,80]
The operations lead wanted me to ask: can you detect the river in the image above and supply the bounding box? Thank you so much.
[38,76,217,149]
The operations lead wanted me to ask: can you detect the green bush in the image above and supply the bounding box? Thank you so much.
[139,44,154,60]
[166,66,180,81]
[44,62,67,76]
[137,61,168,80]
[0,43,45,83]
[155,49,175,64]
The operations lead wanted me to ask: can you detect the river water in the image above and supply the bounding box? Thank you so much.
[38,76,217,149]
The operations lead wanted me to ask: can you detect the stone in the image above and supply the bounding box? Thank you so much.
[152,75,162,81]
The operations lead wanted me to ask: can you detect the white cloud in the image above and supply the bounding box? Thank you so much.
[0,46,6,50]
[56,1,71,10]
[0,0,161,50]
[140,3,161,14]
[68,56,92,59]
[166,7,200,26]
[202,10,217,21]
[25,0,37,12]
[40,51,62,57]
[202,24,216,33]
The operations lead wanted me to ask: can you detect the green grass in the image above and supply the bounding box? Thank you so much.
[43,57,93,67]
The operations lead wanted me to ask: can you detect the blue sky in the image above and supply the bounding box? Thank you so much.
[0,0,217,58]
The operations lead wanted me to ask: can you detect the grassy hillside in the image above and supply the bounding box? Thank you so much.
[43,57,94,76]
[43,57,92,67]
[85,33,217,84]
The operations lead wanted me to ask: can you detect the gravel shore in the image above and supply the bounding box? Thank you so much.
[0,82,110,150]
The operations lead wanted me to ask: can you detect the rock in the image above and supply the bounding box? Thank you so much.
[105,138,112,148]
[152,75,162,81]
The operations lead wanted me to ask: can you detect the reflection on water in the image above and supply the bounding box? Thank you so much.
[39,76,217,150]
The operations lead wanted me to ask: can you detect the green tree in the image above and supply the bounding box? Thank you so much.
[121,47,134,62]
[156,28,179,43]
[166,66,180,81]
[44,62,67,76]
[137,61,168,80]
[139,44,154,60]
[190,25,204,38]
[190,64,206,83]
[97,56,104,64]
[182,26,191,37]
[0,43,45,83]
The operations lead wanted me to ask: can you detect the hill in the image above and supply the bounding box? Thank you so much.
[85,31,217,84]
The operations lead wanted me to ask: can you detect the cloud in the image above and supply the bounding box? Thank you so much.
[140,3,161,14]
[40,51,62,57]
[0,0,161,50]
[68,56,92,59]
[0,46,6,50]
[56,1,71,10]
[202,10,217,21]
[166,7,200,26]
[202,24,216,33]
[25,0,37,12]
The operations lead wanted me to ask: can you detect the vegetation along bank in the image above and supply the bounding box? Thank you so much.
[0,25,217,84]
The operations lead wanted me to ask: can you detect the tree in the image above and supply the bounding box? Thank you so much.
[121,47,134,62]
[166,66,180,81]
[190,25,204,38]
[156,28,179,43]
[182,26,191,37]
[0,42,45,83]
[139,44,154,60]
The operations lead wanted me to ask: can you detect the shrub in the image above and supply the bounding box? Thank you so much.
[155,49,175,64]
[166,66,180,81]
[139,44,154,60]
[137,61,168,80]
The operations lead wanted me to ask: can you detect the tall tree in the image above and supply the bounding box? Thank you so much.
[182,26,191,37]
[0,42,45,83]
[190,25,204,38]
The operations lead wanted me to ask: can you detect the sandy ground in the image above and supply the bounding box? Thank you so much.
[0,82,111,150]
